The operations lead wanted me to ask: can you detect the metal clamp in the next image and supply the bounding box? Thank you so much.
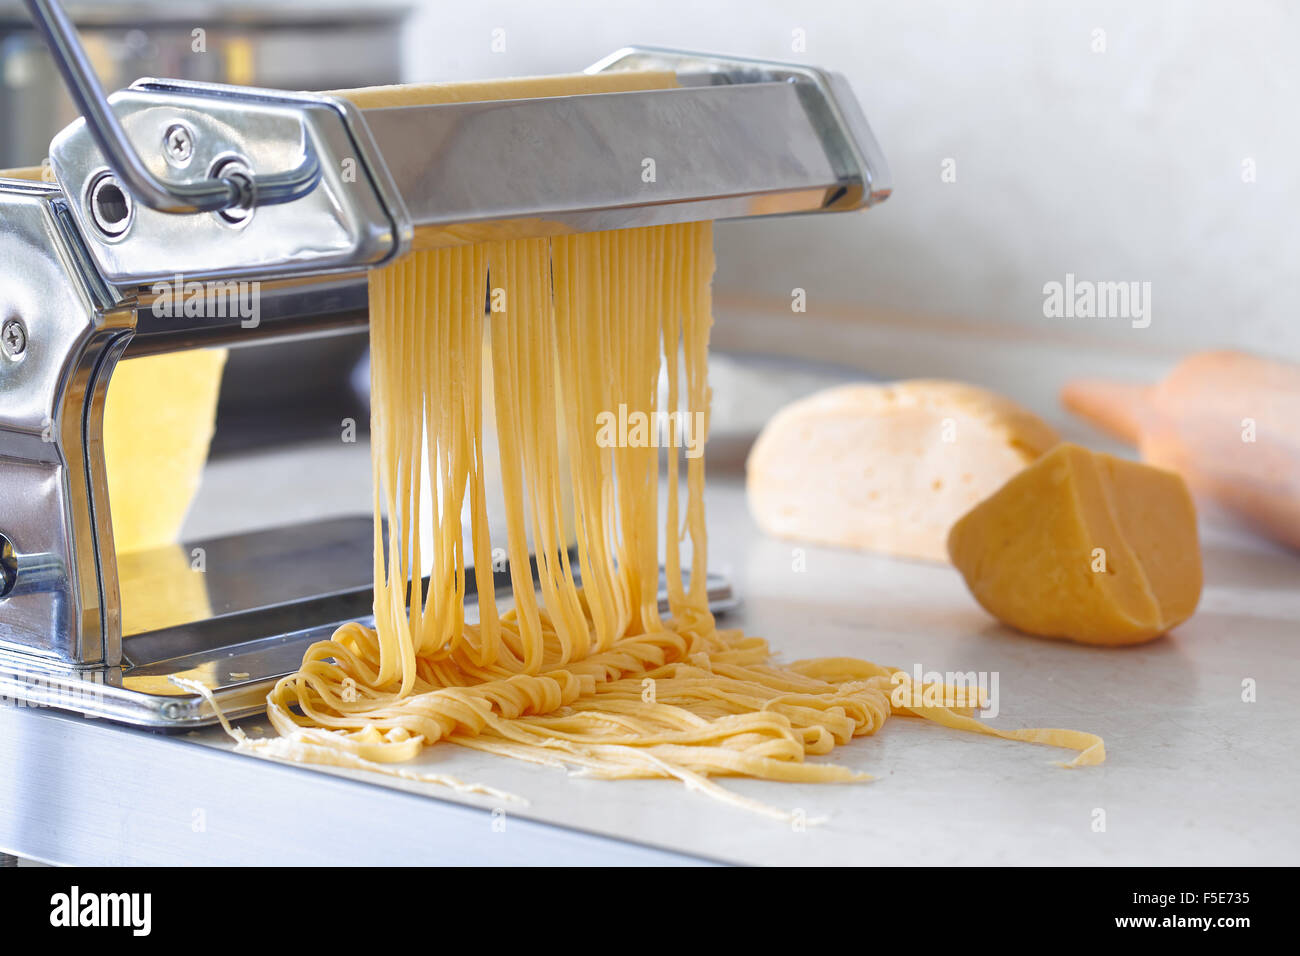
[23,0,320,213]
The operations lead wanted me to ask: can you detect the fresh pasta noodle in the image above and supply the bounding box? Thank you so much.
[241,222,1103,819]
[232,75,1104,818]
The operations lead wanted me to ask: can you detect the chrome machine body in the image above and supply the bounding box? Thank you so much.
[0,0,890,726]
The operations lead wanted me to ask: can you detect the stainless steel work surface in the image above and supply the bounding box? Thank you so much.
[2,326,1297,866]
[2,471,1296,866]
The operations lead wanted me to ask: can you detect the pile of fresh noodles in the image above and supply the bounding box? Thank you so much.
[217,222,1102,819]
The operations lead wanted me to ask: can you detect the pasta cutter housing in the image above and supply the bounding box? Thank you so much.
[0,0,890,727]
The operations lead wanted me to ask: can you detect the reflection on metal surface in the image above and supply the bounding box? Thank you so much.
[590,46,892,207]
[117,516,372,636]
[126,271,370,356]
[376,83,843,243]
[1,516,737,728]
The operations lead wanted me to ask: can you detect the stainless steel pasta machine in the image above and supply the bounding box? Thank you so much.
[0,0,891,727]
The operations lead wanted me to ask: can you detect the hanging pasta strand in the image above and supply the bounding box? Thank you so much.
[255,222,1104,820]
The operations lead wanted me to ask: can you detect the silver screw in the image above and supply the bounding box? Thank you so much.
[164,124,194,165]
[1,319,26,358]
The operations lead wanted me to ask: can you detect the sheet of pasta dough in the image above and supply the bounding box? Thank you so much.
[103,350,228,554]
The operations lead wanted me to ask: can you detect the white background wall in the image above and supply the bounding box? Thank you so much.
[398,0,1298,363]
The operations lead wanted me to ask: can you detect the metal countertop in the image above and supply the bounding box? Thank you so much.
[3,324,1296,866]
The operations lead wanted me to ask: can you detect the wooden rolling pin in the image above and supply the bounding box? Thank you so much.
[1062,350,1300,549]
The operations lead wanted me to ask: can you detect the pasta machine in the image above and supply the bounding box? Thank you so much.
[0,0,891,727]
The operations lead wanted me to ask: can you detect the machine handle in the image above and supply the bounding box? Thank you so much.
[23,0,321,214]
